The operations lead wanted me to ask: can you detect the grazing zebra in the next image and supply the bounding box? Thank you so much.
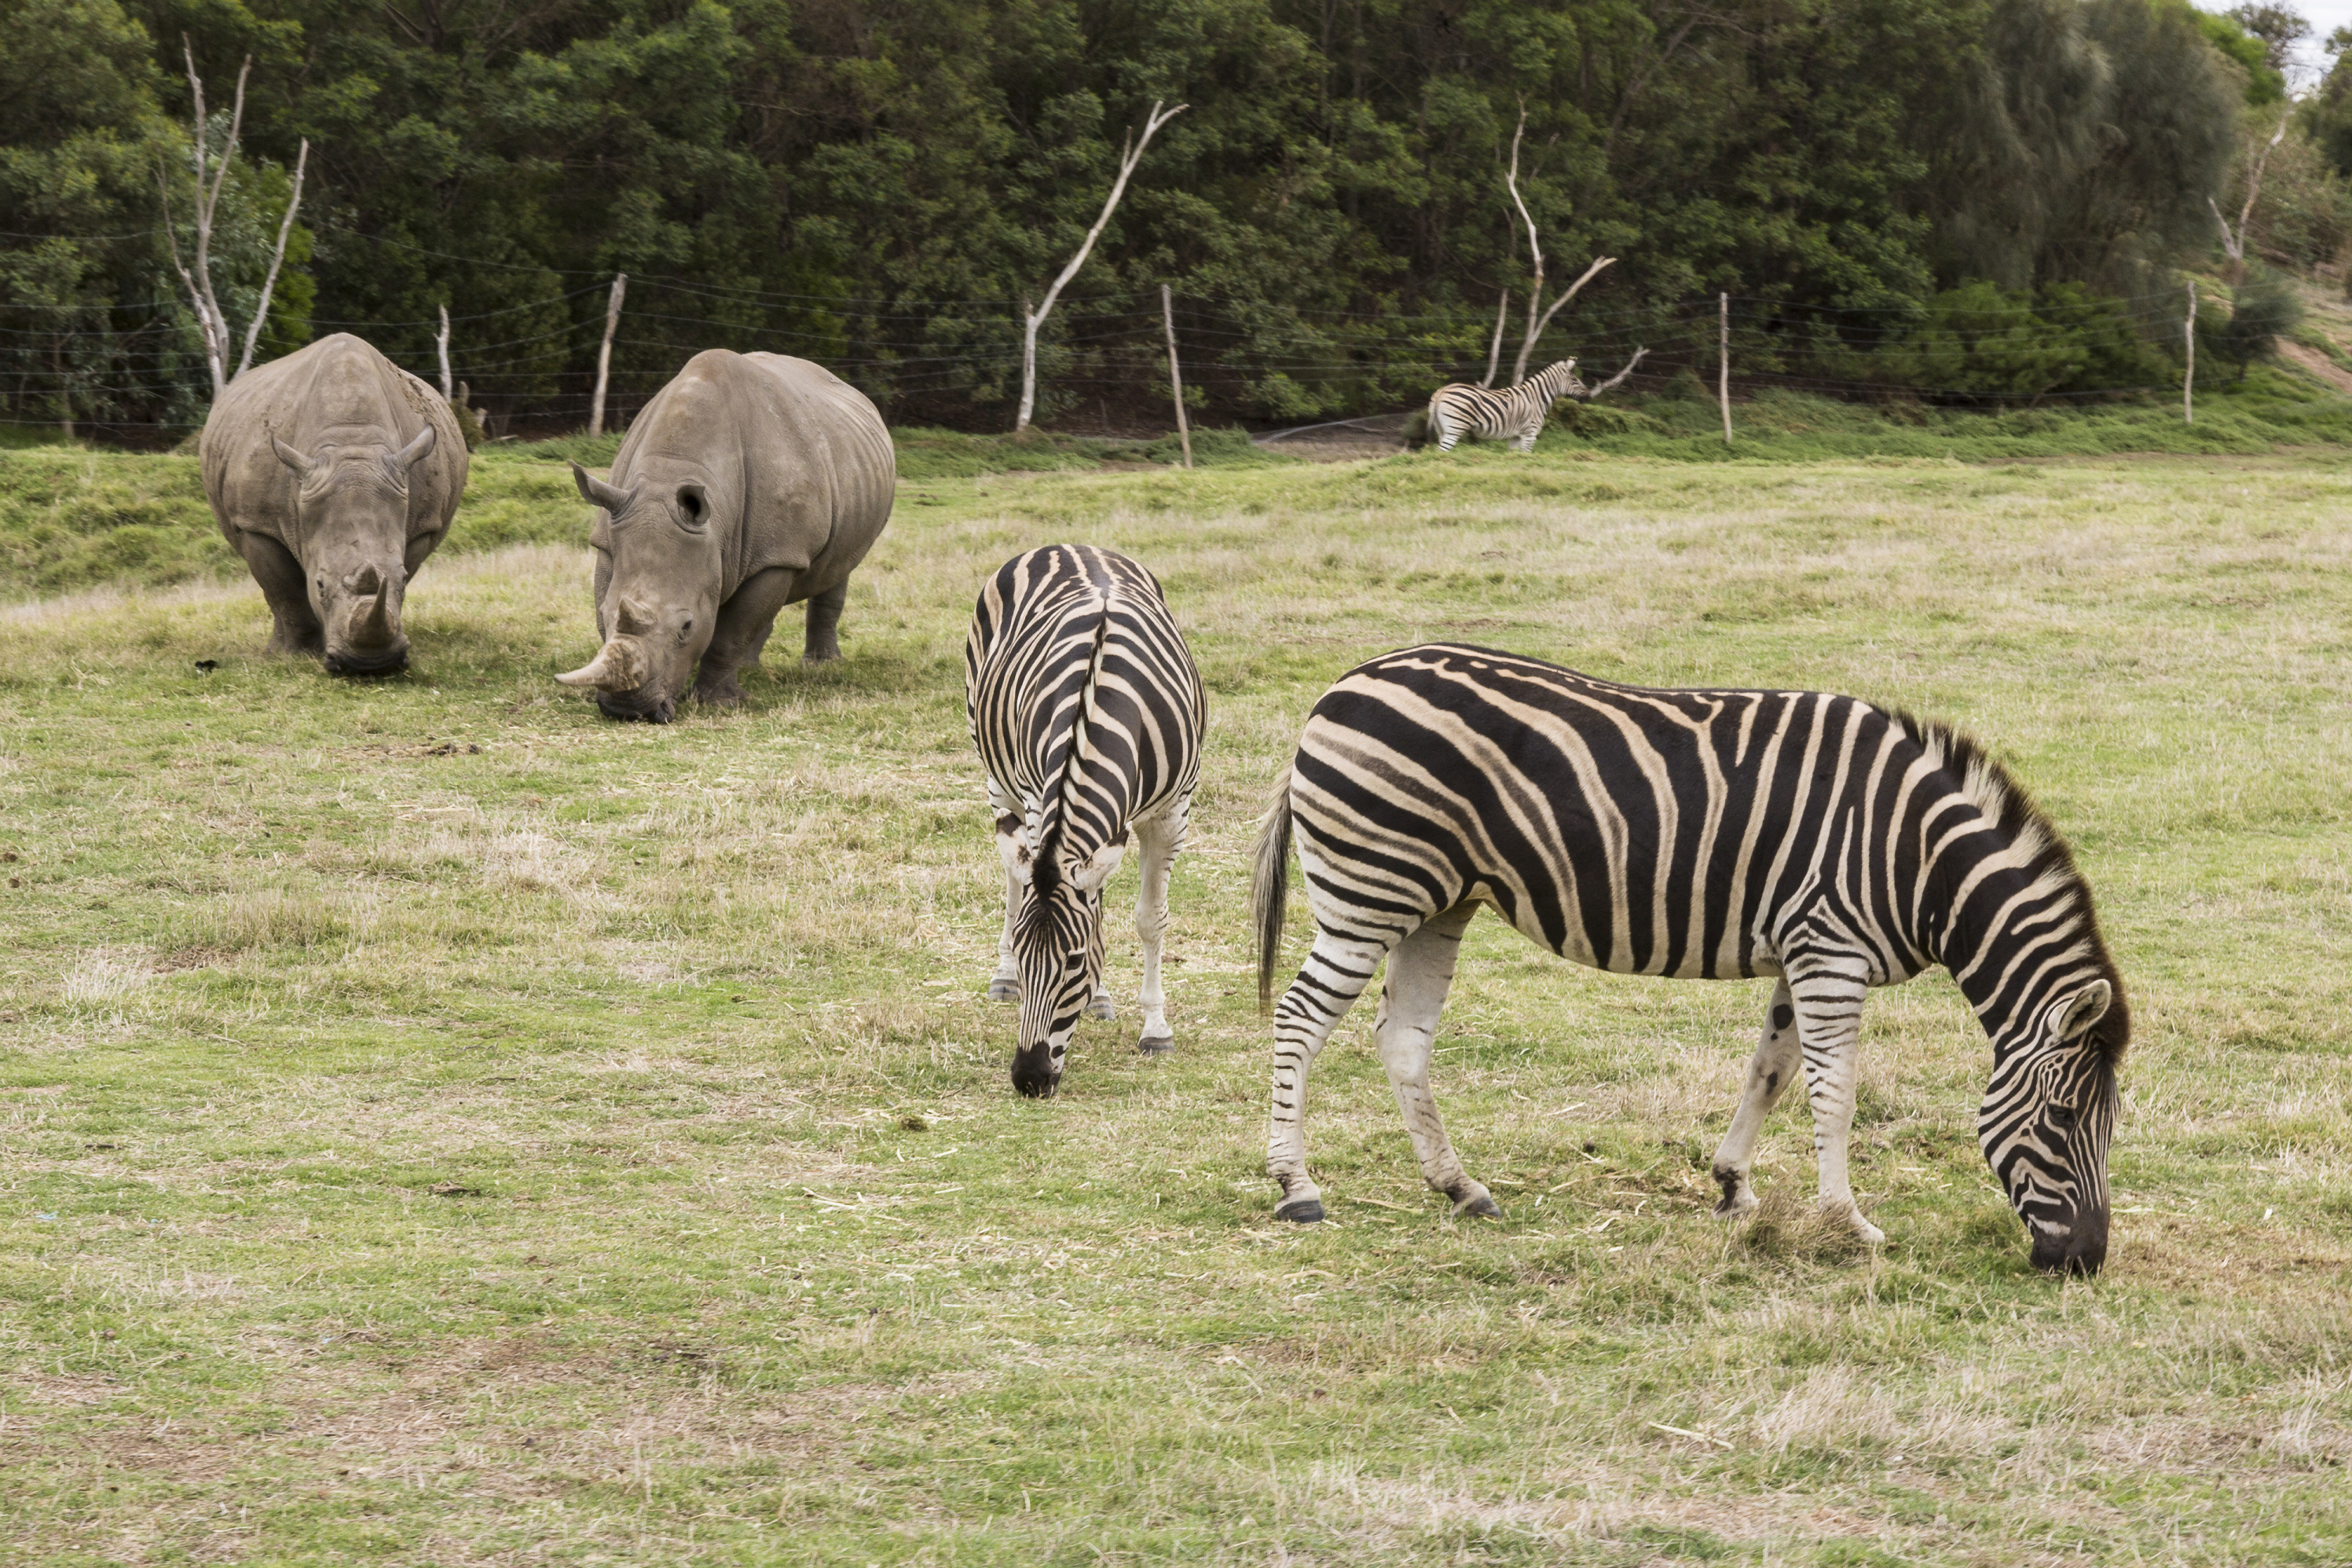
[966,545,1205,1098]
[1426,361,1583,452]
[1252,643,2129,1274]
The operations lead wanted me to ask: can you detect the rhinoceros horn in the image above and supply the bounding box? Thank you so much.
[556,597,658,691]
[342,565,397,648]
[555,634,650,693]
[570,461,639,517]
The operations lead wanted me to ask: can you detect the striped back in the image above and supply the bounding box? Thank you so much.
[966,545,1203,1090]
[1285,643,2127,1240]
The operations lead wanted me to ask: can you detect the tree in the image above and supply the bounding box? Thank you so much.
[159,42,309,400]
[1014,100,1185,433]
[2208,266,2303,380]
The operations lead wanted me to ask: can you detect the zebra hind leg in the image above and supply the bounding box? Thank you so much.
[1709,979,1802,1218]
[1267,926,1394,1223]
[1373,904,1495,1217]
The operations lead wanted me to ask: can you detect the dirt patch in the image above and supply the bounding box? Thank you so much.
[2276,339,2352,395]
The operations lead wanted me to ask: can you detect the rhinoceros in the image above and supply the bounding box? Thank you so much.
[559,351,895,722]
[200,333,467,675]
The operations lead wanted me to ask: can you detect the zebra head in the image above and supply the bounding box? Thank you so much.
[1530,360,1583,401]
[1979,976,2128,1276]
[1003,825,1123,1098]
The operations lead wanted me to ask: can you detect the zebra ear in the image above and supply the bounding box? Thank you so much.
[1070,841,1125,893]
[2046,980,2113,1042]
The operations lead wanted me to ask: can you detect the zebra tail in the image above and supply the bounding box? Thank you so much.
[1251,766,1295,1014]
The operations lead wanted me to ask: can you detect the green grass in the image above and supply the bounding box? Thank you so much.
[1,438,2349,1563]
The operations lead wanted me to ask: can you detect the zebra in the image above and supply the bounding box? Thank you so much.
[966,544,1205,1098]
[1425,361,1584,452]
[1251,643,2130,1274]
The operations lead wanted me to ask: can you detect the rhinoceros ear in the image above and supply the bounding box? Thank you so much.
[269,430,315,482]
[391,424,436,471]
[570,461,638,518]
[674,481,709,530]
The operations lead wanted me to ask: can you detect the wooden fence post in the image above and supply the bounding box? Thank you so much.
[589,273,627,438]
[1161,284,1192,470]
[2184,282,2196,426]
[1719,292,1732,445]
[436,304,453,400]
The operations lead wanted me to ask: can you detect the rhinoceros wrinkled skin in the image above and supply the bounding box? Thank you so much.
[559,350,895,722]
[200,333,467,675]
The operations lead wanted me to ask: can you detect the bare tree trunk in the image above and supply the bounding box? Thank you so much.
[1501,107,1616,384]
[2185,282,2196,427]
[1161,284,1192,470]
[589,273,626,438]
[1015,100,1187,433]
[170,41,251,402]
[436,304,453,399]
[235,137,306,379]
[1719,291,1732,445]
[2210,111,2291,285]
[1480,288,1508,387]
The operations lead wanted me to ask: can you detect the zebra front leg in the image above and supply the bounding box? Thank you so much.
[1375,904,1497,1216]
[1790,967,1885,1246]
[1709,979,1803,1218]
[988,798,1024,1002]
[1131,808,1184,1055]
[1268,928,1392,1224]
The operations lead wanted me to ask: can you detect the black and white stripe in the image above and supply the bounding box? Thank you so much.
[967,545,1205,1098]
[1252,643,2129,1273]
[1426,361,1583,452]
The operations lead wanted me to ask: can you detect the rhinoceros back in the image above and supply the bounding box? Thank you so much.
[610,350,894,605]
[200,333,467,555]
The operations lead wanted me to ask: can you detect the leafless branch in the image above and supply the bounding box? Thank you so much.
[1573,346,1649,399]
[176,39,253,399]
[1017,100,1187,431]
[236,137,307,379]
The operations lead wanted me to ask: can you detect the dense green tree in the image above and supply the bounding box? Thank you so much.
[0,0,2315,430]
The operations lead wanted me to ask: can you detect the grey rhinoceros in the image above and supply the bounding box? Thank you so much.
[559,350,895,722]
[200,333,467,675]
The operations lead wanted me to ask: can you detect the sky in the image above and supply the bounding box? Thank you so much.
[2203,0,2352,89]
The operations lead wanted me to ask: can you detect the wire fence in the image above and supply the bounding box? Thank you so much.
[1,224,2218,439]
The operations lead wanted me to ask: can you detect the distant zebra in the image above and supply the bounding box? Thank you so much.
[1426,361,1583,452]
[1252,644,2129,1274]
[967,545,1205,1098]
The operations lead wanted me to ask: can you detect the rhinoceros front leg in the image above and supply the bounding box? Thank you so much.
[233,529,323,658]
[694,566,797,707]
[804,580,848,664]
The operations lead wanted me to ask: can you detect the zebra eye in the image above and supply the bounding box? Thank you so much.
[2048,1104,2078,1131]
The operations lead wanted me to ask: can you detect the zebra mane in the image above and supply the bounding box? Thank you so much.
[1891,709,2129,1064]
[1028,593,1116,892]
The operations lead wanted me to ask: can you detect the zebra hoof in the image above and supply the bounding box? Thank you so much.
[1136,1032,1174,1057]
[1085,995,1116,1022]
[987,978,1018,1003]
[1274,1197,1324,1225]
[1713,1192,1758,1221]
[1453,1189,1502,1220]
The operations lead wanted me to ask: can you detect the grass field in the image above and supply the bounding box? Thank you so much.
[2,433,2349,1564]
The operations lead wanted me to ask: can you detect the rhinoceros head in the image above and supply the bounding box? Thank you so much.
[269,425,438,676]
[558,462,724,723]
